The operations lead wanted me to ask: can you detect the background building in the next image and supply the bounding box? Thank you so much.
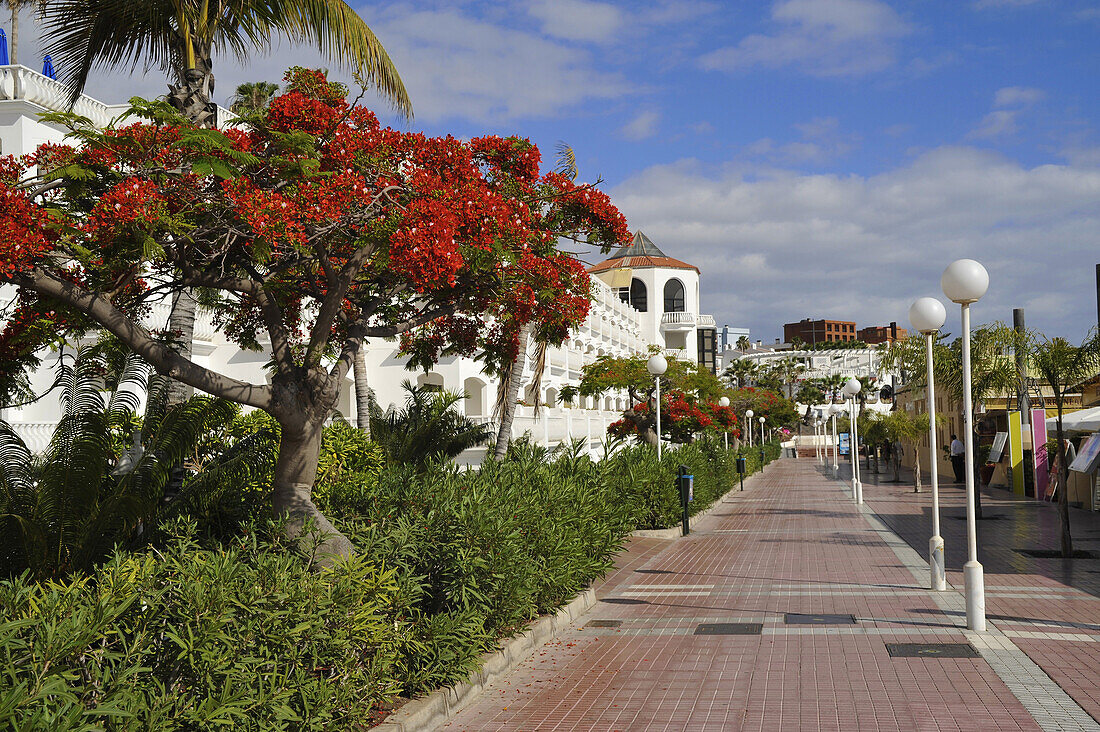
[783,318,857,345]
[858,322,907,345]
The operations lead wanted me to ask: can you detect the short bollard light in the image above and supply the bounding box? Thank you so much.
[678,465,694,536]
[736,456,747,491]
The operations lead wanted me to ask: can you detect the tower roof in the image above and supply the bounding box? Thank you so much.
[588,231,699,275]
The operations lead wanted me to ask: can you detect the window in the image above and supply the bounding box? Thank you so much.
[629,278,647,312]
[618,287,630,304]
[663,278,685,312]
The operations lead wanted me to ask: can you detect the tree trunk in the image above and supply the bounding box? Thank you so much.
[913,446,922,493]
[353,346,371,437]
[270,372,354,568]
[165,288,197,406]
[492,325,530,460]
[164,58,215,404]
[1056,417,1073,557]
[9,2,17,66]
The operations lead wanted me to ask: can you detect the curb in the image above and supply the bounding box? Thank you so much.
[630,461,772,539]
[373,587,598,732]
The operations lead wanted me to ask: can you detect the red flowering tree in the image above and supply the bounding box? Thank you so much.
[0,69,628,564]
[725,387,799,433]
[567,351,737,445]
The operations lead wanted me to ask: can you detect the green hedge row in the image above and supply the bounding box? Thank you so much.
[0,438,781,730]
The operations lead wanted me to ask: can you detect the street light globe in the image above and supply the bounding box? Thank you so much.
[941,259,989,304]
[758,416,765,424]
[842,377,861,396]
[830,404,842,415]
[745,409,754,418]
[909,297,947,334]
[719,396,730,407]
[646,354,668,376]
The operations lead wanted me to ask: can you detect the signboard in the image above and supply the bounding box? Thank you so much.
[1008,412,1024,495]
[1031,409,1048,499]
[1070,434,1100,475]
[839,432,850,455]
[988,432,1008,463]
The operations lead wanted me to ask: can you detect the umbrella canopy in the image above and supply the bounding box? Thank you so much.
[0,30,9,66]
[42,54,55,80]
[1046,406,1100,433]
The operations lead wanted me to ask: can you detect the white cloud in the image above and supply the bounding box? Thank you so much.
[973,0,1043,8]
[608,147,1100,341]
[619,110,661,140]
[970,109,1020,139]
[699,0,912,77]
[18,4,632,125]
[994,86,1045,108]
[745,116,859,164]
[527,0,624,42]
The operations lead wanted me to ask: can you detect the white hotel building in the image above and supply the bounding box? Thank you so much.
[1,64,721,457]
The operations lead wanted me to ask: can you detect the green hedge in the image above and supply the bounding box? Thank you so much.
[0,437,782,729]
[602,438,782,529]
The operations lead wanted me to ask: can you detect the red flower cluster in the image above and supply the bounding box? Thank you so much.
[0,67,632,384]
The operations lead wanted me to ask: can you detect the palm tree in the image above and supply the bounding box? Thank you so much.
[1028,330,1100,557]
[41,0,412,405]
[369,381,491,468]
[737,335,751,353]
[723,358,759,389]
[230,80,279,115]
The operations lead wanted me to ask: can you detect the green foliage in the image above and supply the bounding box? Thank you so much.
[0,519,401,730]
[602,438,782,530]
[0,352,263,580]
[313,420,385,515]
[368,381,491,468]
[577,350,725,402]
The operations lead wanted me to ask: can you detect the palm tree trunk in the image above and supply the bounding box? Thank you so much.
[492,325,531,460]
[165,56,214,405]
[1056,416,1073,557]
[165,288,196,405]
[9,1,18,65]
[353,346,371,437]
[913,447,922,493]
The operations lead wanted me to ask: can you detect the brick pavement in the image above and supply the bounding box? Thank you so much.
[443,458,1100,731]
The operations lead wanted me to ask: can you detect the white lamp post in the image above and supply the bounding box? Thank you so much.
[910,296,948,592]
[817,418,825,465]
[745,409,754,448]
[719,396,731,450]
[843,377,862,503]
[758,416,766,448]
[829,404,841,474]
[647,354,668,461]
[942,259,989,631]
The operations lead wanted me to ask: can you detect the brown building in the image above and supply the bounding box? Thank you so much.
[857,322,907,345]
[783,318,856,345]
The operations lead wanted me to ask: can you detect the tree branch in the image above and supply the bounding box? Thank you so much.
[17,269,272,410]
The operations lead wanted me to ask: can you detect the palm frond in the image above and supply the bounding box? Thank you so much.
[554,141,578,181]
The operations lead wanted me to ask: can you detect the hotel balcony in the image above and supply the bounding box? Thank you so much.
[660,312,697,332]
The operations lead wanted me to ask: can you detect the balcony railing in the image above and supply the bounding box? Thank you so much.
[1,64,117,128]
[660,312,697,329]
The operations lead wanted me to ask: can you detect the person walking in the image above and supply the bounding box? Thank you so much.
[950,434,965,484]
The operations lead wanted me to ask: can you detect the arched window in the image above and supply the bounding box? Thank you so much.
[663,278,685,312]
[629,278,647,312]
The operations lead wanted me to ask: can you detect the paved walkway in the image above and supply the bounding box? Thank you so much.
[443,458,1100,731]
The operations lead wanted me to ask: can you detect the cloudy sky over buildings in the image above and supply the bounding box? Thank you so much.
[19,0,1100,341]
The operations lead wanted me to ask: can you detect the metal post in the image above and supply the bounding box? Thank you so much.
[926,333,946,591]
[849,398,858,498]
[655,376,662,461]
[831,413,839,473]
[961,303,986,631]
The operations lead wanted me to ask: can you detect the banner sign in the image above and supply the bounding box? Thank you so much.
[1031,409,1048,499]
[1070,434,1100,475]
[989,432,1008,462]
[1008,412,1025,495]
[839,432,850,455]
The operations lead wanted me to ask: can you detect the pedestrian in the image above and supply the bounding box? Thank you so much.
[950,434,965,484]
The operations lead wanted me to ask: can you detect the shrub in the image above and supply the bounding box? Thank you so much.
[0,519,401,731]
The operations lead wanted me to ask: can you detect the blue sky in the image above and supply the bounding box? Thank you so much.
[21,0,1100,342]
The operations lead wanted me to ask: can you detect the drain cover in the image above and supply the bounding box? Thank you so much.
[694,623,763,635]
[784,613,857,625]
[585,620,622,628]
[1017,548,1098,559]
[886,643,979,658]
[601,598,648,605]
